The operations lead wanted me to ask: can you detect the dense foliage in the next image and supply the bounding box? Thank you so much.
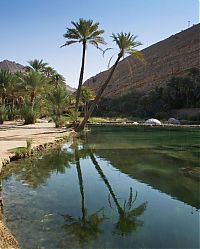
[0,60,73,126]
[93,68,200,120]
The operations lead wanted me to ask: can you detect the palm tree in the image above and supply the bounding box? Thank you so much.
[46,85,69,127]
[89,150,147,236]
[0,69,14,106]
[20,70,46,124]
[22,70,46,109]
[0,70,16,123]
[80,86,95,117]
[6,73,20,120]
[50,73,65,88]
[43,66,56,78]
[77,32,143,131]
[61,18,106,112]
[62,142,106,243]
[27,59,48,72]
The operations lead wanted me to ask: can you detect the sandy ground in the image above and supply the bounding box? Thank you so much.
[0,121,72,171]
[0,121,73,249]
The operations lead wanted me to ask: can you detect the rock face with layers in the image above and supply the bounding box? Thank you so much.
[84,24,200,97]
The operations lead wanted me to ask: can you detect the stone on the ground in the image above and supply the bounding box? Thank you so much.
[145,118,161,125]
[168,118,180,125]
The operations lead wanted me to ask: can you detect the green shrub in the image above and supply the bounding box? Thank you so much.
[7,106,19,121]
[0,106,7,124]
[188,113,200,121]
[26,138,33,150]
[20,101,38,125]
[52,116,66,128]
[67,110,80,123]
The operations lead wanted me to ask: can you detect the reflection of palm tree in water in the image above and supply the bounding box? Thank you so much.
[89,150,147,236]
[62,143,106,243]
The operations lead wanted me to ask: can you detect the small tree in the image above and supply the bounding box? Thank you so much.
[20,70,46,124]
[80,86,95,117]
[47,85,69,127]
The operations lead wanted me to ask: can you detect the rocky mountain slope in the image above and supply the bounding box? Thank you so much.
[84,24,200,97]
[0,60,25,73]
[0,60,75,93]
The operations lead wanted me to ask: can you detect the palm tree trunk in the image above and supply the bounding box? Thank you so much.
[0,180,3,211]
[89,152,123,215]
[75,41,86,112]
[30,92,35,111]
[75,147,86,222]
[77,53,122,131]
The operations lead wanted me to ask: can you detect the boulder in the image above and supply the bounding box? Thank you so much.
[168,118,180,125]
[145,118,161,125]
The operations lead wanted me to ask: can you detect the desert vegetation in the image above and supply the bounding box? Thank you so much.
[0,59,73,126]
[93,68,200,121]
[1,18,199,129]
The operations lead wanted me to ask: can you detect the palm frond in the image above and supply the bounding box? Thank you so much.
[60,40,78,47]
[62,18,106,49]
[102,47,113,57]
[108,54,115,68]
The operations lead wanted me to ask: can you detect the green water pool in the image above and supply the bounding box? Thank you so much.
[1,126,200,248]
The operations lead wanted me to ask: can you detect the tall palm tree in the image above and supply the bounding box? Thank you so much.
[77,32,143,131]
[61,18,106,112]
[62,142,106,243]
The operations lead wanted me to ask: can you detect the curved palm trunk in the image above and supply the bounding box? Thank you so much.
[75,147,86,222]
[77,53,122,131]
[75,41,86,112]
[89,152,123,216]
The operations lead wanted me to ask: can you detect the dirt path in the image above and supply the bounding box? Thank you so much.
[0,121,73,249]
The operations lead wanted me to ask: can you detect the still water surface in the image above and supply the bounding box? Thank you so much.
[1,127,200,248]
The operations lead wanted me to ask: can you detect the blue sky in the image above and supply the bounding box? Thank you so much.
[1,0,199,87]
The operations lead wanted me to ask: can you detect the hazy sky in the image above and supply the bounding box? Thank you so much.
[1,0,199,87]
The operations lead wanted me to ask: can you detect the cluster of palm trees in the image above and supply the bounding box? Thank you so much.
[0,59,68,125]
[0,59,95,126]
[0,18,143,130]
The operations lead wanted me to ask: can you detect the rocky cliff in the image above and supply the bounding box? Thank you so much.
[84,24,200,97]
[0,60,25,73]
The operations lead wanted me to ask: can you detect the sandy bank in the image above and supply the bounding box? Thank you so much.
[0,121,74,249]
